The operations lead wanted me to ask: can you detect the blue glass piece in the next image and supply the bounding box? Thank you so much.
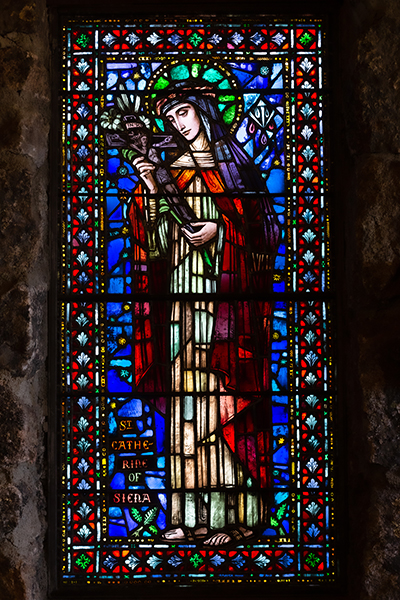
[273,425,289,436]
[273,282,285,292]
[108,370,131,392]
[271,364,278,373]
[106,72,118,88]
[262,528,276,536]
[118,398,142,417]
[108,412,117,434]
[108,454,115,474]
[109,205,122,220]
[272,395,288,405]
[243,139,254,157]
[230,67,255,86]
[274,255,285,270]
[124,507,136,531]
[141,429,153,437]
[107,148,119,156]
[267,93,283,104]
[108,238,124,270]
[271,380,280,391]
[255,147,269,166]
[157,457,165,468]
[110,359,131,367]
[158,493,167,510]
[114,344,132,357]
[145,476,165,489]
[108,278,124,293]
[244,93,259,112]
[247,75,273,89]
[260,152,275,172]
[271,337,286,348]
[271,76,283,89]
[109,523,127,537]
[277,367,288,388]
[275,491,289,504]
[157,510,166,529]
[117,177,137,192]
[140,63,151,78]
[137,420,143,431]
[107,302,122,316]
[108,157,120,174]
[109,507,122,518]
[110,472,125,489]
[273,318,287,337]
[125,79,135,90]
[236,118,250,143]
[266,168,285,194]
[107,196,120,216]
[272,405,288,423]
[154,411,165,452]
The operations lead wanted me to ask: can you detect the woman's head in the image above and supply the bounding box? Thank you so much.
[165,102,201,142]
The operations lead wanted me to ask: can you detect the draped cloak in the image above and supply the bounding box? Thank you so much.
[127,108,280,488]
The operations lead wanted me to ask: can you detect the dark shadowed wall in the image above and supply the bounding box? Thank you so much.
[0,0,399,598]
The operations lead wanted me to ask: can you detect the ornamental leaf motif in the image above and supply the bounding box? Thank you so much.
[76,374,89,389]
[304,351,318,366]
[77,502,92,518]
[77,416,89,431]
[76,313,89,327]
[305,415,318,430]
[301,125,313,140]
[306,457,318,472]
[76,332,88,346]
[300,57,313,73]
[77,458,89,473]
[76,251,89,266]
[125,554,140,570]
[302,208,315,223]
[306,501,320,516]
[302,145,315,161]
[305,394,318,407]
[305,373,317,386]
[76,125,88,141]
[302,229,316,243]
[77,524,91,539]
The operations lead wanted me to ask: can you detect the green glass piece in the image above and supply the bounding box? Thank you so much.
[218,94,235,102]
[218,79,231,89]
[171,323,180,359]
[191,63,201,78]
[155,117,164,132]
[202,68,224,83]
[223,104,236,125]
[154,76,170,90]
[170,64,190,80]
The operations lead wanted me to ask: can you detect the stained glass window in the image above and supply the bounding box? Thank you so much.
[57,16,335,589]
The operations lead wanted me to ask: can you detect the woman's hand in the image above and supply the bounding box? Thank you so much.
[132,156,158,194]
[182,222,217,246]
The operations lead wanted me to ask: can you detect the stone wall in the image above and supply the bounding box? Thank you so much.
[0,0,399,598]
[0,0,49,598]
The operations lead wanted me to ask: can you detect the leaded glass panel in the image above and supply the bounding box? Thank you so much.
[57,16,335,589]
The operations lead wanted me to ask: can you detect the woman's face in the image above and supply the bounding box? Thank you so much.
[165,103,201,141]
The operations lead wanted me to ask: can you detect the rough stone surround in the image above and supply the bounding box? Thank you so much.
[0,0,400,598]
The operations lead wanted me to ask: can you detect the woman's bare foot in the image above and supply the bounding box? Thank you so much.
[161,526,208,542]
[203,526,253,546]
